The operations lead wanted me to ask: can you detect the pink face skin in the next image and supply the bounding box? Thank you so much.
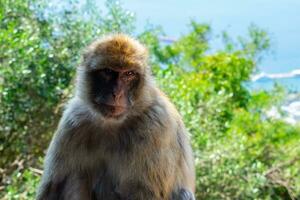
[90,67,139,118]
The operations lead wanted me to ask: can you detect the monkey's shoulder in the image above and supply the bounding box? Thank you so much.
[153,91,191,147]
[51,98,97,144]
[64,98,95,123]
[154,92,184,127]
[127,94,185,139]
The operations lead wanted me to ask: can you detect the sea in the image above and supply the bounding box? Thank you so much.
[249,69,300,92]
[249,70,300,124]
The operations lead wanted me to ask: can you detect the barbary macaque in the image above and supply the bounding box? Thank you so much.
[36,34,195,200]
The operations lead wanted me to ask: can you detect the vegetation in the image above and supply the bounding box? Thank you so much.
[1,0,299,199]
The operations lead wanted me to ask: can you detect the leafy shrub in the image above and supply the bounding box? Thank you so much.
[0,0,299,199]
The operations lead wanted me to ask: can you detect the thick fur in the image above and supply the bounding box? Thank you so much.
[36,34,195,200]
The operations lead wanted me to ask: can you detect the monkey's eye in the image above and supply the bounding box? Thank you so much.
[125,71,136,77]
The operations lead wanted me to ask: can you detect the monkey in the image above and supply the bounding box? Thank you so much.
[36,34,195,200]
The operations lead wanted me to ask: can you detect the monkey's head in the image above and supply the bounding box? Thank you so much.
[77,34,153,121]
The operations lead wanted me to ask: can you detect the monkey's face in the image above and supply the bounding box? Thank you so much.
[80,34,149,120]
[88,67,141,119]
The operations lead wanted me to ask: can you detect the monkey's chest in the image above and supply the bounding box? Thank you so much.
[98,146,175,199]
[80,131,175,199]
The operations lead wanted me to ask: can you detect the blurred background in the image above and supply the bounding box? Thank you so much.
[0,0,299,199]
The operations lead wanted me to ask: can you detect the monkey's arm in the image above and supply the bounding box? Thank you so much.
[36,142,68,199]
[36,128,73,200]
[37,171,91,200]
[172,121,196,200]
[36,117,91,200]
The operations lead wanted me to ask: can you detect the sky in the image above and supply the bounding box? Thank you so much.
[116,0,300,74]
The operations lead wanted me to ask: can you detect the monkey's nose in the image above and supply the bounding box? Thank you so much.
[112,91,123,100]
[112,93,118,100]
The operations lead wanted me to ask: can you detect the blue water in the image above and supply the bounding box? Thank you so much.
[248,76,300,92]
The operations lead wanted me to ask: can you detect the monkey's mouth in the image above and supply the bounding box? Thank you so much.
[97,103,127,118]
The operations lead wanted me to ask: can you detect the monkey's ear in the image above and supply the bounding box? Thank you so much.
[81,49,102,70]
[82,48,92,63]
[82,51,88,62]
[81,44,95,67]
[82,39,99,62]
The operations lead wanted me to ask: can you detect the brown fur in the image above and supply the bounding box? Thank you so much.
[83,34,148,72]
[36,34,195,200]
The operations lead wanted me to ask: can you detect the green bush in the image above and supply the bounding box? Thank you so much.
[1,0,299,199]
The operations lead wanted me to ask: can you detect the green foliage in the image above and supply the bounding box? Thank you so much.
[4,170,39,200]
[0,0,135,168]
[0,0,299,199]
